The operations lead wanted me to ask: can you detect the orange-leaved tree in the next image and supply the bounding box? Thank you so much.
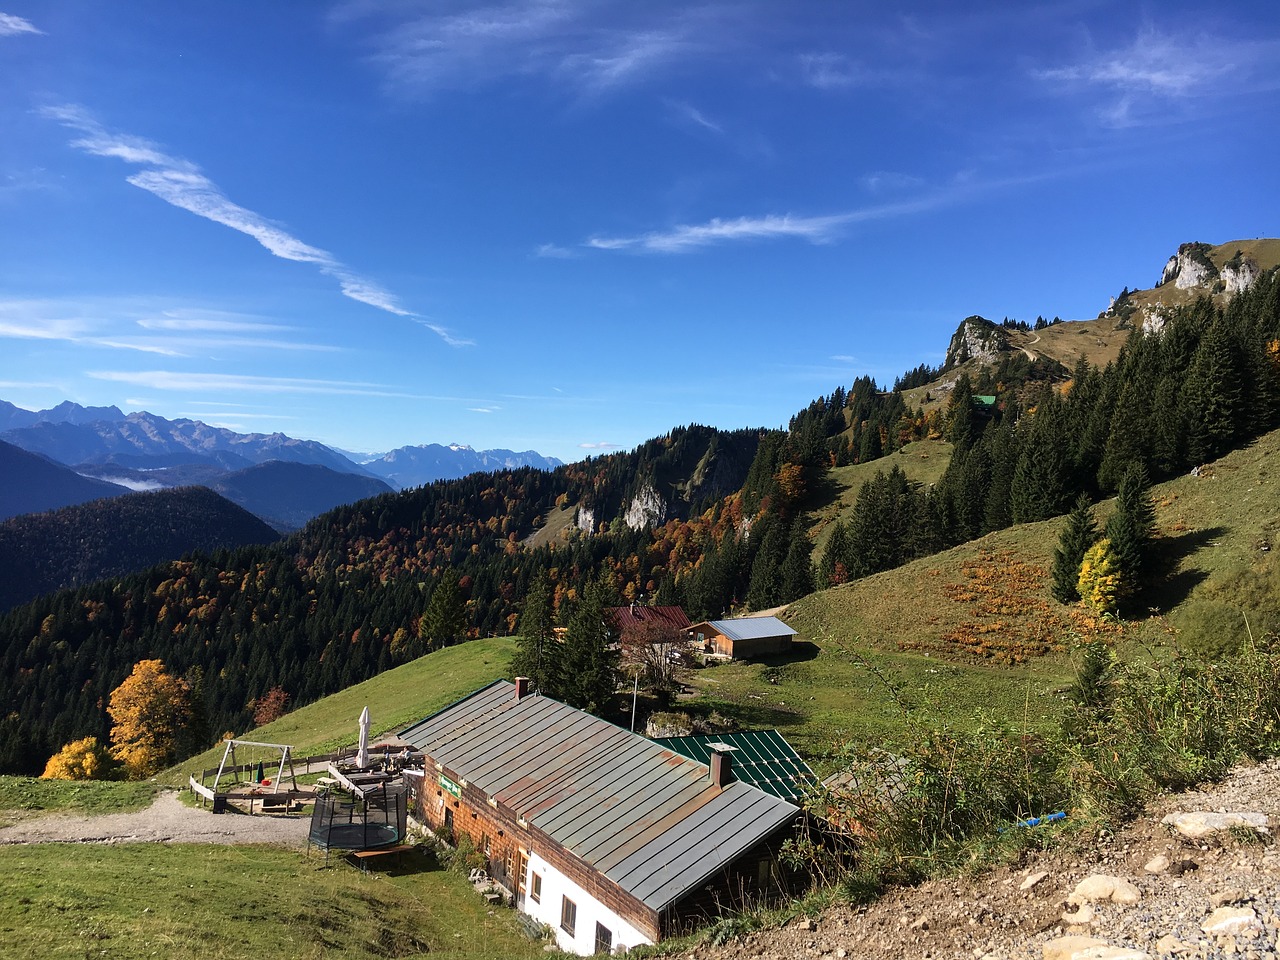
[108,659,191,779]
[42,735,110,781]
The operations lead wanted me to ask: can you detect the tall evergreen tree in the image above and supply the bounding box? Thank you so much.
[420,569,468,650]
[559,575,620,715]
[1104,464,1156,603]
[818,519,849,587]
[947,372,977,451]
[511,574,560,697]
[1051,494,1098,604]
[779,520,815,604]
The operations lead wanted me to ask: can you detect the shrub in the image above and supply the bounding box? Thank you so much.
[41,736,111,781]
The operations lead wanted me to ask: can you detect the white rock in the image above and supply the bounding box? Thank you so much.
[1153,935,1188,955]
[1161,811,1270,840]
[1143,855,1171,875]
[1071,875,1142,904]
[1061,902,1096,925]
[1044,936,1108,960]
[1020,870,1049,890]
[1200,906,1262,935]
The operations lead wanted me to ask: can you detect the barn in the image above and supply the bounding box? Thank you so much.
[399,679,801,955]
[688,615,798,660]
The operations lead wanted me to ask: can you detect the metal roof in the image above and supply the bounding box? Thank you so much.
[651,730,815,802]
[400,681,799,912]
[608,605,692,632]
[700,616,798,642]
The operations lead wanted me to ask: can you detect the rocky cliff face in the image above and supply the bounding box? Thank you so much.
[1158,242,1219,291]
[1223,253,1262,295]
[623,483,666,532]
[945,316,1008,368]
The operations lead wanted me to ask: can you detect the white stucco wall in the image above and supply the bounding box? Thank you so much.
[522,850,652,955]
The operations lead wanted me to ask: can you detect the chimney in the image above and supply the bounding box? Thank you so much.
[514,676,530,701]
[709,746,734,788]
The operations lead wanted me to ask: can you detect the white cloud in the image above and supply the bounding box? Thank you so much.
[588,212,853,253]
[799,52,864,90]
[41,104,462,345]
[666,99,723,134]
[0,12,41,36]
[578,441,618,450]
[344,0,723,96]
[584,172,1052,254]
[89,369,491,404]
[1035,28,1280,127]
[534,242,576,259]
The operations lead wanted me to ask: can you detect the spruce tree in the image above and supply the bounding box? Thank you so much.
[1104,464,1156,602]
[819,519,850,587]
[559,575,620,715]
[1051,494,1098,604]
[779,520,815,603]
[511,575,560,697]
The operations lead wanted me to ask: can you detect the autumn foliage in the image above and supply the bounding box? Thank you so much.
[108,659,191,779]
[41,735,110,781]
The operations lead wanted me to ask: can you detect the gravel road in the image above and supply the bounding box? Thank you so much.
[0,790,310,847]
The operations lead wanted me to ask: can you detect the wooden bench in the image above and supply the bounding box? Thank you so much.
[346,845,414,872]
[259,794,301,813]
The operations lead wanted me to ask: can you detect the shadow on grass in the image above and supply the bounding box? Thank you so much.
[682,697,805,730]
[748,640,822,667]
[1140,525,1224,613]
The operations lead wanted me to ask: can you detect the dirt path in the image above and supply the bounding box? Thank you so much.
[0,789,310,847]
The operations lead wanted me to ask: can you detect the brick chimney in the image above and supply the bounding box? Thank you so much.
[514,676,530,701]
[709,745,734,788]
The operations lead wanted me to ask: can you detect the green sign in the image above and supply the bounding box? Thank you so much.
[439,774,461,798]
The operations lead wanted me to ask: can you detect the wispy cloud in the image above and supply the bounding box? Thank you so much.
[0,297,337,355]
[89,370,500,406]
[340,0,726,97]
[578,441,618,450]
[666,98,723,134]
[1035,27,1280,127]
[798,52,865,90]
[40,104,469,346]
[0,12,41,36]
[585,171,1056,254]
[534,242,576,259]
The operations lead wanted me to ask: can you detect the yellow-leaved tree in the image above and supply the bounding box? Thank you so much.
[42,736,109,781]
[108,659,191,779]
[1077,538,1122,616]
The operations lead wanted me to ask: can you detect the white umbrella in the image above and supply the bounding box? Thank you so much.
[356,705,371,769]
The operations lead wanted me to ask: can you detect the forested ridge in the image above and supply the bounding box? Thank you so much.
[1,271,1277,774]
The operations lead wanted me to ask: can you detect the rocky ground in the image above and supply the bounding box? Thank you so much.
[684,759,1280,960]
[0,789,310,846]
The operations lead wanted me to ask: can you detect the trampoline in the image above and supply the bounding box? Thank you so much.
[308,783,407,858]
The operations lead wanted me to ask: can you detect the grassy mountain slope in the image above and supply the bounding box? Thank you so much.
[162,635,516,787]
[680,426,1280,767]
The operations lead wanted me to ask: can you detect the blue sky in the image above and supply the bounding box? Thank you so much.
[1,2,1277,462]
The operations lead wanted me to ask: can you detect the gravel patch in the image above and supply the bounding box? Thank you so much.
[0,789,309,847]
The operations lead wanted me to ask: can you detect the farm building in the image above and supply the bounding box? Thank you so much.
[607,603,691,637]
[688,615,798,660]
[398,679,801,955]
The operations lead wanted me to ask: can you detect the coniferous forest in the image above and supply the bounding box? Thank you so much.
[1,273,1277,774]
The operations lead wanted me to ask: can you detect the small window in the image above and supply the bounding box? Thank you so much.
[530,872,542,903]
[594,922,613,955]
[560,896,576,937]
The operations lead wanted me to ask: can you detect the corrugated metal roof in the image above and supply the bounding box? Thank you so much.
[702,616,798,642]
[400,681,799,912]
[651,730,815,802]
[608,605,692,632]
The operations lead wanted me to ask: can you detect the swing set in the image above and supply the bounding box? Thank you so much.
[187,739,304,813]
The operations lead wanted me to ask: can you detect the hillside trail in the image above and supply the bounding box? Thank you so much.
[0,789,309,846]
[685,758,1280,960]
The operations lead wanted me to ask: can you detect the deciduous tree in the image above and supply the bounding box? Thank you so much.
[42,736,110,781]
[108,659,191,779]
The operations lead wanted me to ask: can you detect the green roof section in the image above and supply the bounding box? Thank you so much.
[651,730,814,802]
[974,395,997,406]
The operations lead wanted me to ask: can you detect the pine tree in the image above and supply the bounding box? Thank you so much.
[818,519,849,587]
[1104,464,1156,602]
[947,372,977,451]
[511,575,561,697]
[1051,494,1098,603]
[559,575,620,715]
[779,520,815,603]
[420,569,468,650]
